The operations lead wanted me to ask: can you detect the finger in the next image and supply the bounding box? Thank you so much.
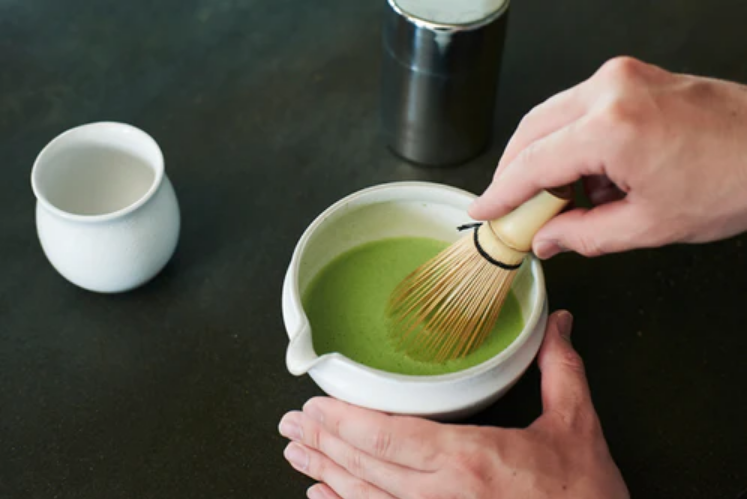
[301,397,445,471]
[532,200,645,258]
[283,442,396,499]
[306,483,342,499]
[279,410,418,497]
[469,115,606,221]
[536,311,598,431]
[470,83,590,221]
[494,84,588,177]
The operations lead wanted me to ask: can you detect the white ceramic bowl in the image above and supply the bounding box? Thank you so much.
[31,122,181,293]
[282,181,549,420]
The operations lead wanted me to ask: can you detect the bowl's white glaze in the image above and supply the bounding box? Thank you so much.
[282,181,548,420]
[31,122,180,293]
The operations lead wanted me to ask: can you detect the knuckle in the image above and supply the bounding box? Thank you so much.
[596,99,646,137]
[410,430,442,469]
[598,55,647,81]
[590,57,661,140]
[516,139,541,166]
[559,347,586,375]
[307,425,324,450]
[572,234,606,257]
[351,480,373,499]
[591,94,661,147]
[561,407,602,436]
[345,448,366,477]
[419,447,441,470]
[683,78,717,104]
[449,436,496,494]
[332,416,343,437]
[371,429,393,458]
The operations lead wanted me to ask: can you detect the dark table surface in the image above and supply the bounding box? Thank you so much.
[1,0,746,497]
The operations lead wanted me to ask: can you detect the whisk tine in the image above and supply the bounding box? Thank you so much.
[430,259,491,359]
[462,269,505,356]
[447,262,502,359]
[386,187,572,363]
[395,242,480,357]
[388,233,518,361]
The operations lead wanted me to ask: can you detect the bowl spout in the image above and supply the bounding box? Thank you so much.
[286,323,319,375]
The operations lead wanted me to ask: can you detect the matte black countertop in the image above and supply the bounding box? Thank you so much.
[1,1,745,497]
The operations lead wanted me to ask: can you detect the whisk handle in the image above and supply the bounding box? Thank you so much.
[488,186,572,253]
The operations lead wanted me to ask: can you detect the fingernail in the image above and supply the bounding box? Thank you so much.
[279,417,303,441]
[557,311,574,342]
[534,240,566,260]
[307,486,326,499]
[284,443,309,470]
[303,402,324,423]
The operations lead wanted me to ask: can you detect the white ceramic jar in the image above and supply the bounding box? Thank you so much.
[282,181,549,420]
[31,122,180,293]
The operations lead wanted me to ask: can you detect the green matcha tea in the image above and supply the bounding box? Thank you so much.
[302,236,524,375]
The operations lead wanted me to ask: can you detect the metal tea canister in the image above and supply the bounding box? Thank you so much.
[381,0,511,166]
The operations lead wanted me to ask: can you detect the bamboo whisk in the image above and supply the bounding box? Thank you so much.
[386,187,572,362]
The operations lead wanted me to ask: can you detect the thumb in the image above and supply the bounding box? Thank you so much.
[532,200,644,259]
[536,310,597,429]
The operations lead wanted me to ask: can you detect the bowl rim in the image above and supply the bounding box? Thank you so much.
[30,121,165,224]
[286,180,546,383]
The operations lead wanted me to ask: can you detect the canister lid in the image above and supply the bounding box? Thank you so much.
[392,0,508,27]
[384,0,510,75]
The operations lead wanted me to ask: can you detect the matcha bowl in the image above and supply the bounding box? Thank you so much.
[281,181,548,420]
